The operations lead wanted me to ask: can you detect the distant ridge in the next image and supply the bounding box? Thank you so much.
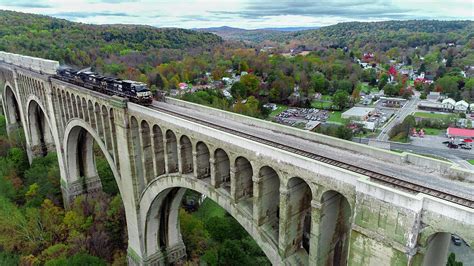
[194,26,319,42]
[195,26,319,32]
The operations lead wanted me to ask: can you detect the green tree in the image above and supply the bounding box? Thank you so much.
[240,74,260,95]
[333,90,350,110]
[436,76,459,95]
[378,73,389,90]
[311,73,328,94]
[230,82,248,99]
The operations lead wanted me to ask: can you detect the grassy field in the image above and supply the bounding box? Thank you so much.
[390,132,410,143]
[413,112,451,119]
[311,101,333,109]
[468,159,474,165]
[311,95,333,109]
[421,127,444,135]
[327,111,346,124]
[193,198,226,220]
[268,104,288,118]
[360,83,379,94]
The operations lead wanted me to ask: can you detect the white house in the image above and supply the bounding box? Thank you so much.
[442,98,455,111]
[454,100,469,113]
[470,103,474,113]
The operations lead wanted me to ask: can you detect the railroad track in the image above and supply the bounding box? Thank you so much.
[149,104,474,209]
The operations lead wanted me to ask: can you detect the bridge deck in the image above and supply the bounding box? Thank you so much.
[150,100,474,202]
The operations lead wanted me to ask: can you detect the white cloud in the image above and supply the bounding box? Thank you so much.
[0,0,472,29]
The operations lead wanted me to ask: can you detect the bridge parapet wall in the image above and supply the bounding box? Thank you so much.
[165,97,474,182]
[0,51,59,75]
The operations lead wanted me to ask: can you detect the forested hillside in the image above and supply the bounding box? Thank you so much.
[0,10,222,68]
[291,20,474,49]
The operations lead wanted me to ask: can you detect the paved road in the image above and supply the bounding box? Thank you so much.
[377,95,419,141]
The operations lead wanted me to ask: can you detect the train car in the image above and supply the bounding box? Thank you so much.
[55,67,153,105]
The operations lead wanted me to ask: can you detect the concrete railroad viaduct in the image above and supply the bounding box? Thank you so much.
[0,52,473,266]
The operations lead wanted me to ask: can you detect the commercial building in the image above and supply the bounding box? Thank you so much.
[341,107,375,121]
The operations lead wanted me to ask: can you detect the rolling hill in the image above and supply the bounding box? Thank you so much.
[0,10,223,66]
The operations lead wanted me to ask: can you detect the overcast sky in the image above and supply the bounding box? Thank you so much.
[0,0,472,29]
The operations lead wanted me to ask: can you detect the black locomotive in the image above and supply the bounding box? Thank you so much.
[55,67,153,105]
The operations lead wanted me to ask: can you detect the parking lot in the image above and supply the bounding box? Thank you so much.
[274,108,329,127]
[449,239,473,265]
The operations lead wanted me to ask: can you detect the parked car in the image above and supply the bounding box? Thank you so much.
[448,143,459,149]
[452,235,462,246]
[461,146,472,150]
[442,141,450,145]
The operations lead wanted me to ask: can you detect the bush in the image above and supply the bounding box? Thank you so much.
[45,252,106,266]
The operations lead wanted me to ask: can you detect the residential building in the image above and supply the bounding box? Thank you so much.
[442,98,455,111]
[454,100,469,113]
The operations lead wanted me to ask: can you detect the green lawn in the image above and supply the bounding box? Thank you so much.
[390,132,410,143]
[311,100,333,109]
[413,112,451,119]
[360,83,379,94]
[269,104,288,118]
[311,95,333,109]
[327,111,347,124]
[321,95,332,101]
[468,159,474,165]
[421,127,444,136]
[193,198,226,220]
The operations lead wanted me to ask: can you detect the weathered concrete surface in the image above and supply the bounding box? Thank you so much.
[0,52,473,265]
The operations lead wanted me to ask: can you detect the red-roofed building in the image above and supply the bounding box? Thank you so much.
[389,65,397,77]
[447,127,474,138]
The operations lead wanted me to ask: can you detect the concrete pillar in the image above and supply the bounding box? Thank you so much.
[192,150,198,178]
[210,157,216,187]
[309,199,322,266]
[278,186,291,257]
[107,97,147,265]
[177,141,183,174]
[230,164,237,200]
[150,131,158,179]
[252,166,262,224]
[163,138,169,174]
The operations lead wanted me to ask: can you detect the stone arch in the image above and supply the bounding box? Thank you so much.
[317,190,352,266]
[196,141,210,180]
[419,229,471,266]
[63,119,121,197]
[26,98,54,157]
[214,148,230,191]
[284,177,312,256]
[257,165,280,243]
[152,124,165,176]
[140,120,153,184]
[140,174,281,265]
[234,156,253,207]
[165,130,178,173]
[3,83,22,129]
[179,135,193,174]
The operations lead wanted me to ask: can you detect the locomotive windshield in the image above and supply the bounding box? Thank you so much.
[134,85,148,92]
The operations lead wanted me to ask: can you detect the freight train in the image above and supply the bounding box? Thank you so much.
[54,67,153,105]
